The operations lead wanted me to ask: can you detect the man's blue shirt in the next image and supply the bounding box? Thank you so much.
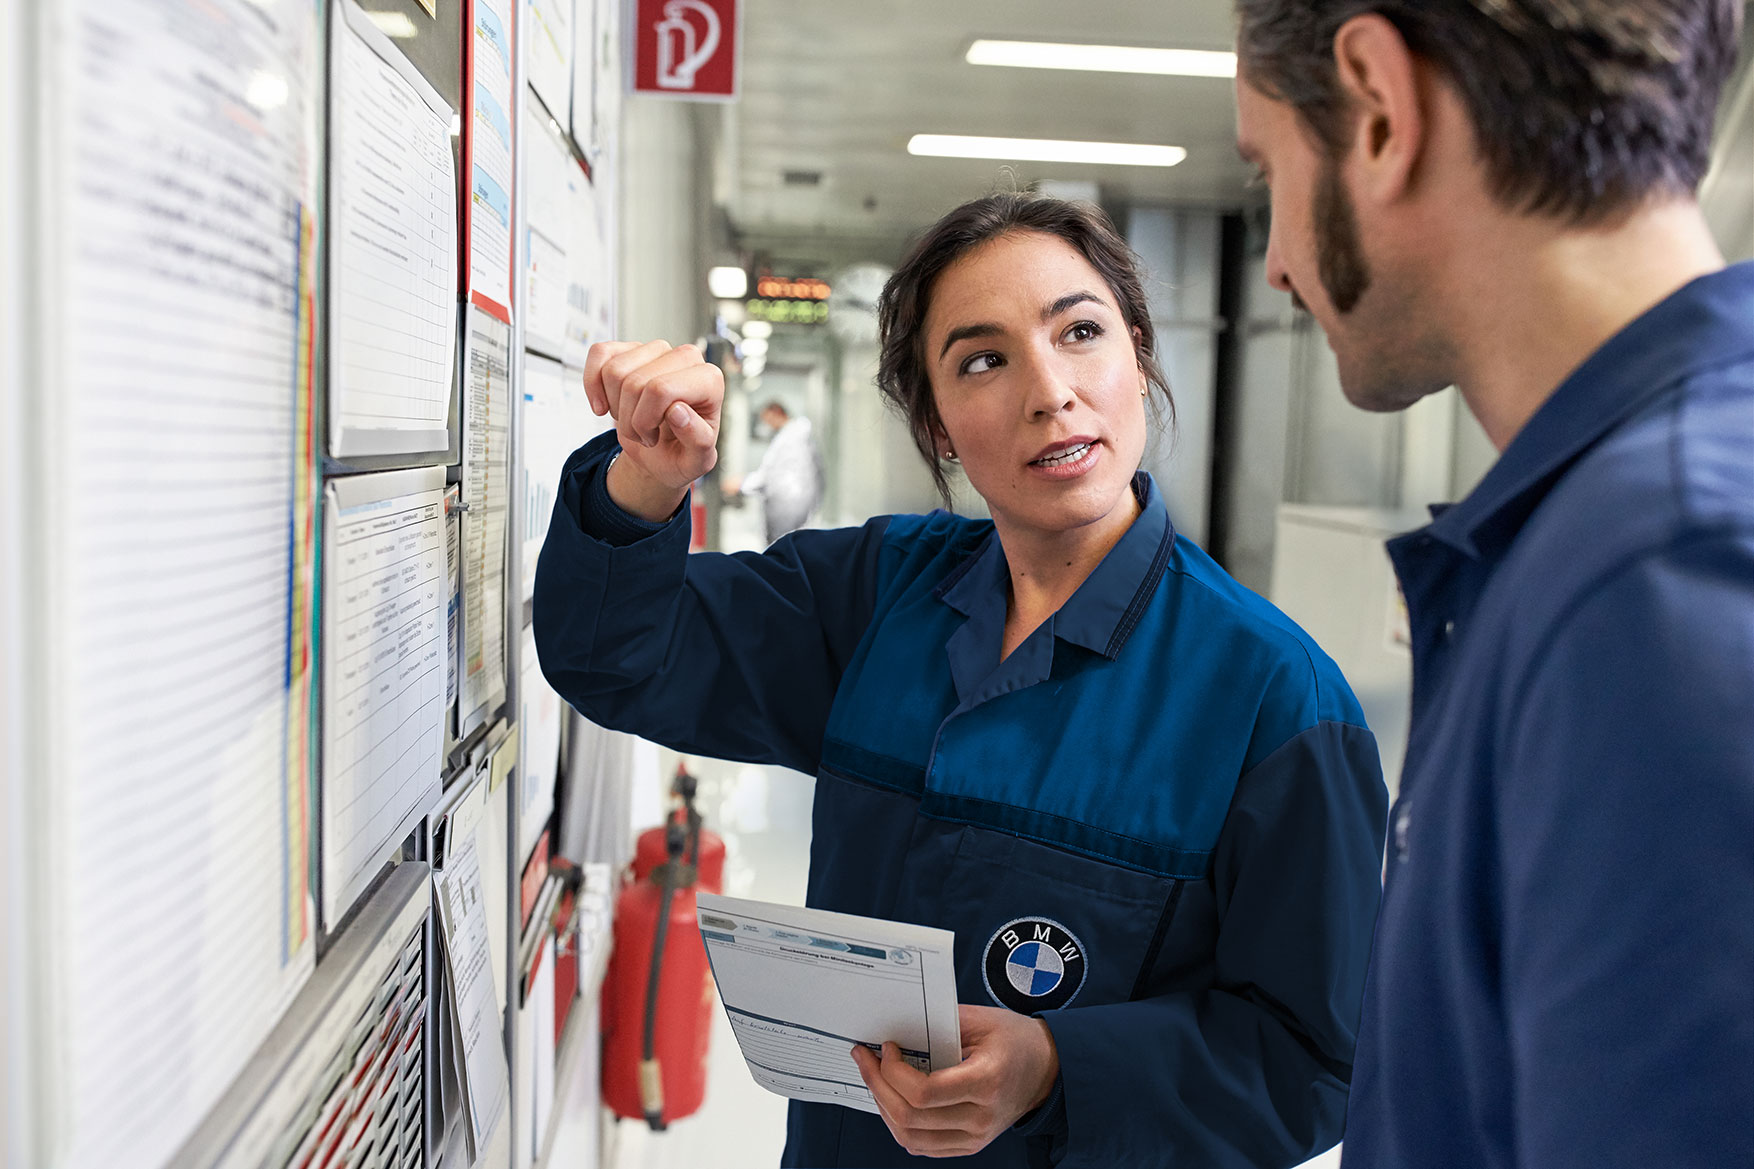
[1343,263,1754,1168]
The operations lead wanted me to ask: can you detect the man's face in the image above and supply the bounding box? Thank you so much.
[1235,73,1448,412]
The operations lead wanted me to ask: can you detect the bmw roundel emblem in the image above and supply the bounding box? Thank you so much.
[982,917,1087,1013]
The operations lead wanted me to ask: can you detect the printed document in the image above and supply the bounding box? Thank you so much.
[460,307,510,729]
[328,0,458,458]
[321,467,446,928]
[46,0,320,1164]
[437,818,511,1157]
[695,894,961,1114]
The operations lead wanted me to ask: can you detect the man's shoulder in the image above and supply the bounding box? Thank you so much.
[1521,365,1754,579]
[1485,367,1754,670]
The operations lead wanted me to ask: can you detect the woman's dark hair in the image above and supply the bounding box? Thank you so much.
[1236,0,1743,225]
[875,193,1173,504]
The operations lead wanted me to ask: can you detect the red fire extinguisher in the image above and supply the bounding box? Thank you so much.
[602,769,715,1129]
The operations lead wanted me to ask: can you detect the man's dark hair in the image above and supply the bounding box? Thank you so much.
[1236,0,1744,224]
[876,193,1173,504]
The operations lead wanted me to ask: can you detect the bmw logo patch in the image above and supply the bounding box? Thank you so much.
[982,917,1086,1013]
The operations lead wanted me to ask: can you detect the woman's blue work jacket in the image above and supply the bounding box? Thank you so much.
[534,431,1389,1169]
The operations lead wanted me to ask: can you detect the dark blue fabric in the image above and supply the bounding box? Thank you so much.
[1343,263,1754,1169]
[573,451,673,543]
[536,431,1388,1167]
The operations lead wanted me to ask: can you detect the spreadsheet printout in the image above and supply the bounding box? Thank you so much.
[328,0,458,459]
[322,467,447,929]
[460,308,509,730]
[695,895,961,1114]
[45,0,320,1164]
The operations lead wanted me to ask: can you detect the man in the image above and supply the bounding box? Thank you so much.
[732,400,825,544]
[1232,2,1752,1166]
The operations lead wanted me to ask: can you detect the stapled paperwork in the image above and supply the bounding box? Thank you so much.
[695,894,961,1114]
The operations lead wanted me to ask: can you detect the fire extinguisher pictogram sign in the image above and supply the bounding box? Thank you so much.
[632,0,740,102]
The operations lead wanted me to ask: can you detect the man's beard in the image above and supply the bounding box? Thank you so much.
[1312,151,1449,412]
[1315,151,1370,313]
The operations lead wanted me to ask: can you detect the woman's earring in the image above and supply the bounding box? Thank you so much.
[943,449,958,462]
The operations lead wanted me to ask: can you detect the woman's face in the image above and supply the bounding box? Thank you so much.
[923,230,1149,545]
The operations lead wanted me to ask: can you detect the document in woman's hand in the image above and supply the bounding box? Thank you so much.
[695,893,962,1114]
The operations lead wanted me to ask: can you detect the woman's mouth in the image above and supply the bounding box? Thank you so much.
[1028,440,1100,479]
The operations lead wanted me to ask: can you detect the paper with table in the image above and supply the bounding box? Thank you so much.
[327,0,458,459]
[695,894,961,1114]
[321,467,447,929]
[460,307,510,731]
[43,0,322,1163]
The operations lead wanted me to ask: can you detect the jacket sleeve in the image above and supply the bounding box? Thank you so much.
[532,430,891,774]
[1496,537,1754,1169]
[1036,720,1388,1168]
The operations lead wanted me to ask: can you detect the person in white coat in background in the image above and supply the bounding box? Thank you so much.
[732,401,825,544]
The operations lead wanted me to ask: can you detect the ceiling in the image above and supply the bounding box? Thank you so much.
[723,0,1251,257]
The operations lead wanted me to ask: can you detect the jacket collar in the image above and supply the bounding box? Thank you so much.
[936,471,1174,661]
[1426,262,1754,562]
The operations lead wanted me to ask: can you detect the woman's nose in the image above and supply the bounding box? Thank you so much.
[1021,355,1077,420]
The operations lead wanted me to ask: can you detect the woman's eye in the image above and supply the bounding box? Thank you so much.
[1066,321,1104,343]
[960,351,1001,375]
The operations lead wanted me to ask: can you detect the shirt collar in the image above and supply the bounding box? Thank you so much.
[936,472,1174,661]
[1426,262,1754,561]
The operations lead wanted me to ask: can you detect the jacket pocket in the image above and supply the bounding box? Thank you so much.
[916,825,1179,1015]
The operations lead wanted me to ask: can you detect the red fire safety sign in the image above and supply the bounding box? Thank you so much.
[632,0,740,101]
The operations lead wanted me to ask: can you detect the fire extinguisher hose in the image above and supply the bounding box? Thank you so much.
[639,819,688,1131]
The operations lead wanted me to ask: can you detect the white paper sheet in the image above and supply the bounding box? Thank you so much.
[436,820,511,1155]
[525,0,573,123]
[521,353,611,602]
[518,624,562,861]
[328,0,458,459]
[46,0,319,1164]
[562,164,608,367]
[467,0,515,313]
[321,467,447,929]
[460,308,509,728]
[524,89,572,358]
[695,895,961,1114]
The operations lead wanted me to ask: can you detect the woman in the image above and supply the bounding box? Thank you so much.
[534,194,1388,1168]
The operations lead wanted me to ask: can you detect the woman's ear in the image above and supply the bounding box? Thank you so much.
[927,420,953,459]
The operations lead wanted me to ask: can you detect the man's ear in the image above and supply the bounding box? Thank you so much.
[1331,14,1427,205]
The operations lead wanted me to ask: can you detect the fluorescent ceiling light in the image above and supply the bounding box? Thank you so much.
[966,39,1236,78]
[708,266,748,299]
[907,134,1186,168]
